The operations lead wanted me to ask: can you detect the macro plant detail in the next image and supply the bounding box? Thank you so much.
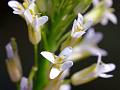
[5,0,117,90]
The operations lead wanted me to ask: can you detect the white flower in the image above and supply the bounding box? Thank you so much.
[71,54,116,85]
[101,9,117,25]
[20,77,33,90]
[95,54,116,78]
[59,84,71,90]
[67,28,107,61]
[8,0,36,15]
[24,9,48,31]
[71,13,93,38]
[41,47,73,79]
[8,0,25,14]
[93,0,117,25]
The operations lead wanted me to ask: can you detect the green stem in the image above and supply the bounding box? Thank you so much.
[28,66,38,87]
[34,58,49,90]
[16,82,20,90]
[34,44,38,67]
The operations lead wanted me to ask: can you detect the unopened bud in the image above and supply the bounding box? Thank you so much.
[5,38,22,82]
[71,64,97,85]
[6,59,22,82]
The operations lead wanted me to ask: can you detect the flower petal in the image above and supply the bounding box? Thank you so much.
[77,13,83,25]
[97,63,116,73]
[107,12,117,24]
[5,43,14,58]
[71,20,77,37]
[98,73,113,78]
[24,9,33,24]
[105,0,113,7]
[20,77,33,90]
[93,0,99,6]
[13,10,24,14]
[83,20,93,31]
[61,61,73,71]
[100,16,108,25]
[60,84,71,90]
[33,16,48,31]
[83,28,103,45]
[62,69,70,79]
[72,31,86,38]
[28,2,36,13]
[8,1,24,11]
[37,16,48,26]
[50,67,61,79]
[85,47,107,56]
[59,46,72,57]
[40,51,55,63]
[20,77,28,90]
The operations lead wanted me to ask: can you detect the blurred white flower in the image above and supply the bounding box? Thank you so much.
[95,54,116,78]
[24,9,48,32]
[59,84,71,90]
[41,47,73,79]
[71,13,93,38]
[8,0,46,32]
[23,8,48,44]
[101,9,117,25]
[8,0,36,15]
[93,0,117,25]
[8,0,25,14]
[20,77,33,90]
[67,28,107,61]
[92,0,99,6]
[71,54,116,85]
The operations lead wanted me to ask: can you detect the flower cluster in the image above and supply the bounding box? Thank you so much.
[5,0,117,90]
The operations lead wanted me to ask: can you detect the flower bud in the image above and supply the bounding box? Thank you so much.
[71,64,97,85]
[6,58,22,82]
[5,38,22,82]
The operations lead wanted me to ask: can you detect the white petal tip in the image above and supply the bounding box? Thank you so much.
[50,67,61,79]
[40,51,55,63]
[59,46,72,57]
[60,84,71,90]
[61,61,73,71]
[8,1,16,7]
[99,74,113,78]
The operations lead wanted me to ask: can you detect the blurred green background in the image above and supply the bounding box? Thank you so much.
[0,0,120,90]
